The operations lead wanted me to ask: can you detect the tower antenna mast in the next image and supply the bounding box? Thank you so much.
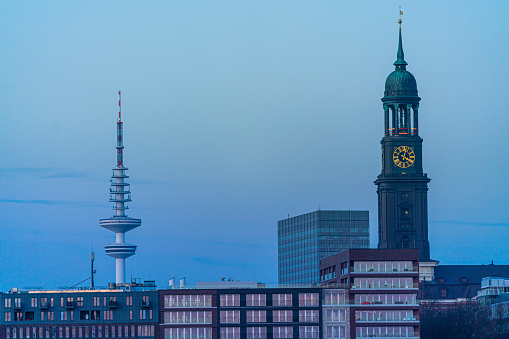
[100,91,141,285]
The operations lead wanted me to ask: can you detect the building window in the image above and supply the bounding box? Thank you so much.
[246,311,266,323]
[401,236,410,249]
[31,298,38,308]
[163,311,213,324]
[326,326,346,338]
[14,298,21,308]
[5,299,11,308]
[164,328,213,339]
[93,297,100,307]
[4,312,11,322]
[299,293,318,306]
[220,294,240,307]
[273,310,292,322]
[299,326,319,339]
[324,293,345,306]
[441,288,447,298]
[356,326,414,338]
[299,310,319,322]
[126,296,132,306]
[272,294,292,306]
[164,295,212,308]
[220,311,240,323]
[246,327,267,339]
[326,309,346,322]
[77,297,83,307]
[246,294,266,307]
[220,327,240,339]
[273,327,293,339]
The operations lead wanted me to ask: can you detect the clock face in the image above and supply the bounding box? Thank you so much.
[393,146,415,168]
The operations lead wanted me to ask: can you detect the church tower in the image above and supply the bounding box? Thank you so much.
[375,18,431,261]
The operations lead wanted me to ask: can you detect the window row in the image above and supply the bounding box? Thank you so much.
[355,310,417,322]
[163,311,212,324]
[352,277,416,289]
[5,325,153,338]
[219,293,318,307]
[220,327,298,339]
[354,294,417,305]
[353,261,415,273]
[5,309,152,322]
[356,326,415,338]
[5,297,149,309]
[164,295,212,308]
[220,310,318,323]
[164,327,212,339]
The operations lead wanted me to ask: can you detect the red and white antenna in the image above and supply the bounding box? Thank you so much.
[116,90,124,167]
[118,90,122,121]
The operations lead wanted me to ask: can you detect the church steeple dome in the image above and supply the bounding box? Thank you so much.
[383,24,419,99]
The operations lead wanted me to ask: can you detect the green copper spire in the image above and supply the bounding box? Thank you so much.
[394,18,407,70]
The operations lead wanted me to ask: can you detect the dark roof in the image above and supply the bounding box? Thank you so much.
[434,264,509,284]
[420,264,509,300]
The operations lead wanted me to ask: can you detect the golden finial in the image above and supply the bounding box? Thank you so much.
[399,7,403,29]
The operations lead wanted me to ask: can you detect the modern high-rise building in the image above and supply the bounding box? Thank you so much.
[278,210,369,285]
[375,17,431,262]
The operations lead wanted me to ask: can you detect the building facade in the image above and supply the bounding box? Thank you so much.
[374,20,431,262]
[278,211,369,285]
[320,249,420,339]
[0,287,158,339]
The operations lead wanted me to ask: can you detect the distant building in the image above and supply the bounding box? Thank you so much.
[419,263,509,302]
[0,283,158,339]
[0,283,353,339]
[278,210,369,285]
[320,249,420,338]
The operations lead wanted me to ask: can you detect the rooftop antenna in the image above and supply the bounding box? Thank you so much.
[91,245,96,290]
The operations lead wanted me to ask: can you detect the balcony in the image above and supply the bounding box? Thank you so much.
[356,317,419,323]
[108,300,117,309]
[351,267,419,274]
[40,302,48,310]
[141,300,150,308]
[351,283,419,290]
[65,301,74,309]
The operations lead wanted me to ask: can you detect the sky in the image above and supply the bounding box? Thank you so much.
[0,1,509,291]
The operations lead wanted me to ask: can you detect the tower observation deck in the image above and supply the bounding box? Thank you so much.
[99,91,141,284]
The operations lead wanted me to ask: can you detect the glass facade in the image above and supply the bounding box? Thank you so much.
[278,210,369,284]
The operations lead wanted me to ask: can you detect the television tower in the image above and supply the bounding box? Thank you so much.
[99,91,141,284]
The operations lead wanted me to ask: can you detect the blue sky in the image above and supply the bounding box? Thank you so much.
[1,1,509,291]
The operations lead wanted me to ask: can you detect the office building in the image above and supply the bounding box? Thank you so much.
[278,210,369,285]
[320,249,420,338]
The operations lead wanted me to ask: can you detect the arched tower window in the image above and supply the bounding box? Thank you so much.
[401,236,410,249]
